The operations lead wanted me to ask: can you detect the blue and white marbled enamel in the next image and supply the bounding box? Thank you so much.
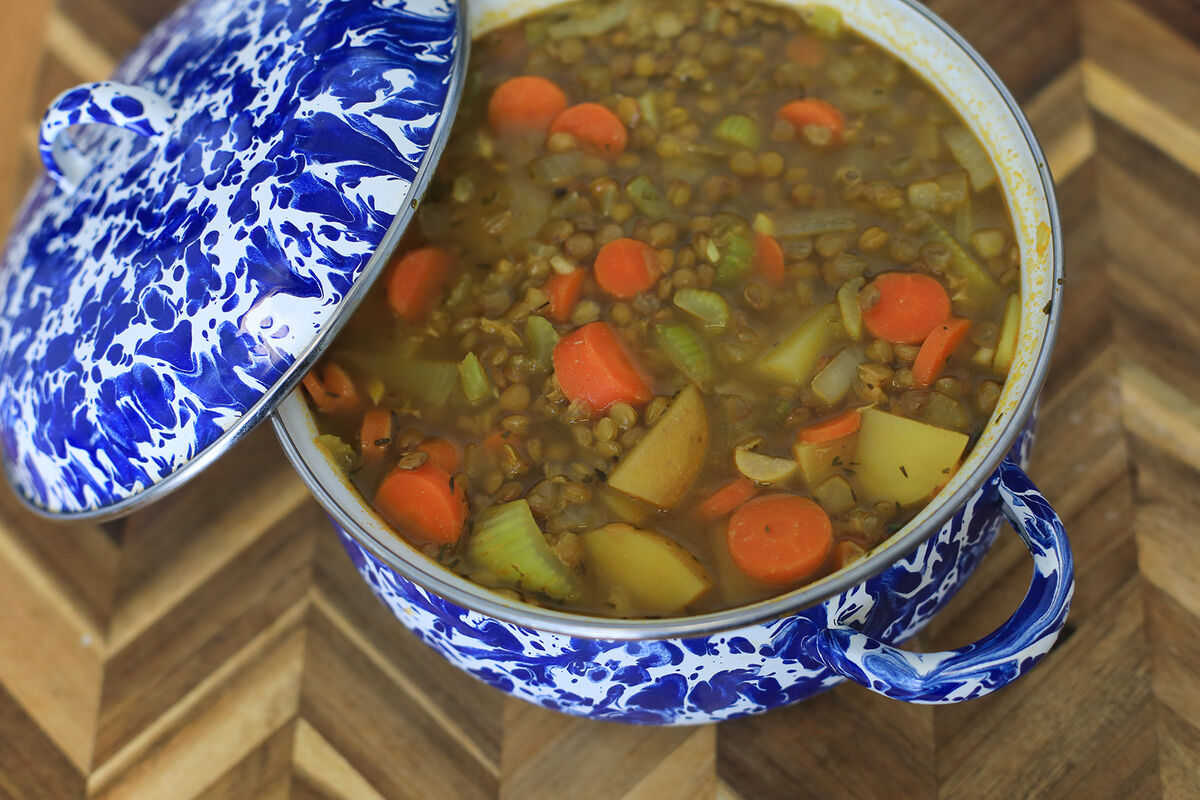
[336,426,1074,723]
[0,0,459,515]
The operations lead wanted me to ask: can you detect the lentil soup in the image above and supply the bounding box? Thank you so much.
[302,0,1022,618]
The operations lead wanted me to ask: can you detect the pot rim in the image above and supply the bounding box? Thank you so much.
[272,0,1064,641]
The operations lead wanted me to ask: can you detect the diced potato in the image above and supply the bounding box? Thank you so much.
[607,384,709,510]
[792,433,857,486]
[598,486,653,525]
[757,304,841,386]
[854,408,969,506]
[992,293,1021,374]
[812,474,856,514]
[583,524,713,615]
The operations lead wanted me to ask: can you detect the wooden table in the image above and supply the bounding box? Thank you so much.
[0,0,1196,797]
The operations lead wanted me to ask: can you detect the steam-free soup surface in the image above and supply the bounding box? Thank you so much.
[303,0,1021,618]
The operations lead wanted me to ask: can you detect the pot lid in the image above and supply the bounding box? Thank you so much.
[0,0,466,519]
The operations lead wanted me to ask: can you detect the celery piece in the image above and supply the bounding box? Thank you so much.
[468,500,579,600]
[315,434,356,474]
[638,91,659,132]
[547,0,631,39]
[837,277,865,340]
[955,197,973,243]
[714,114,763,150]
[444,272,474,309]
[626,175,670,217]
[758,304,841,386]
[715,230,755,285]
[673,288,730,331]
[459,352,494,406]
[943,126,996,191]
[924,219,1000,312]
[526,315,560,372]
[339,354,457,405]
[992,293,1021,374]
[529,152,588,186]
[655,322,715,383]
[804,5,843,39]
[752,213,776,236]
[777,209,857,237]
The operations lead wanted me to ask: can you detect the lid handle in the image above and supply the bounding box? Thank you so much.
[39,81,178,190]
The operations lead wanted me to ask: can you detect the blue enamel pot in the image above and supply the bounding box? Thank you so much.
[271,0,1073,724]
[0,0,1069,723]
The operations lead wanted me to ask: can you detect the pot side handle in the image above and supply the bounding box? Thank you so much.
[813,459,1074,703]
[39,81,178,191]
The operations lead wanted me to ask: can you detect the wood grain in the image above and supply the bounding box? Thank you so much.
[1,0,1198,797]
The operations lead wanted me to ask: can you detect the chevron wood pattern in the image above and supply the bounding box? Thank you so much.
[0,0,1196,797]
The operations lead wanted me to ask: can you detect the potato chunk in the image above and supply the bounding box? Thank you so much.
[607,384,708,509]
[582,524,712,615]
[854,408,968,506]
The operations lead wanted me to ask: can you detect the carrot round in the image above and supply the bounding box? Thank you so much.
[755,233,785,286]
[798,408,861,444]
[778,99,845,140]
[546,269,587,322]
[594,238,659,298]
[418,437,460,473]
[727,494,833,584]
[386,246,456,324]
[374,461,468,545]
[302,363,359,414]
[550,102,628,158]
[786,34,827,67]
[912,317,972,388]
[360,408,393,464]
[488,75,567,134]
[552,321,651,413]
[700,478,760,520]
[861,272,952,344]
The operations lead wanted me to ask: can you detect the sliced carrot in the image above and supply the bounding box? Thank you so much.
[778,99,845,140]
[798,409,861,444]
[552,321,652,413]
[786,33,827,67]
[360,408,393,465]
[386,246,456,324]
[727,494,833,584]
[700,478,760,520]
[546,269,587,322]
[861,272,952,344]
[549,102,628,158]
[594,238,659,298]
[754,233,785,286]
[488,75,567,134]
[302,363,359,414]
[912,317,972,388]
[418,437,460,473]
[374,461,468,546]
